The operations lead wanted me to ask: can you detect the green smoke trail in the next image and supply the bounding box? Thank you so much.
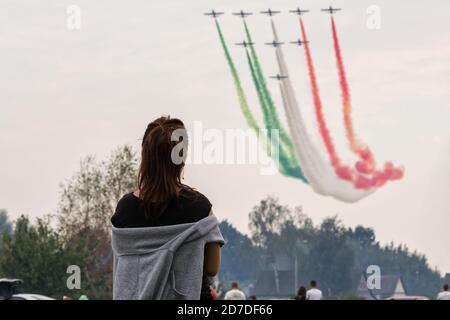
[216,20,270,156]
[244,49,276,144]
[243,21,298,163]
[241,21,307,181]
[216,20,302,179]
[216,20,259,132]
[216,21,287,175]
[245,49,308,181]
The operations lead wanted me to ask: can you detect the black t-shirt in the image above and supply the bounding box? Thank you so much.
[111,189,212,228]
[111,189,213,300]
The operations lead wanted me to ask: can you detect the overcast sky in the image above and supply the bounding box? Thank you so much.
[1,0,449,273]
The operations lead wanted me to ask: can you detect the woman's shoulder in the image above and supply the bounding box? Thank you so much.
[111,192,140,226]
[179,188,212,220]
[117,192,140,208]
[181,188,211,206]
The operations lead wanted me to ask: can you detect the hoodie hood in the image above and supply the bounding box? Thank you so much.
[111,215,221,256]
[111,215,224,300]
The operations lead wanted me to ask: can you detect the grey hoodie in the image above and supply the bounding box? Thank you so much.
[111,215,224,300]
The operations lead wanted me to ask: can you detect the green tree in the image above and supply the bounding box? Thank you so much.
[307,216,355,295]
[219,220,263,283]
[57,145,137,236]
[344,226,441,297]
[0,215,85,298]
[248,196,293,293]
[56,145,138,299]
[248,195,291,257]
[0,209,13,237]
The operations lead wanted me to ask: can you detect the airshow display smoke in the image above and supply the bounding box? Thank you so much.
[272,19,374,202]
[209,9,403,203]
[328,16,404,188]
[215,20,307,182]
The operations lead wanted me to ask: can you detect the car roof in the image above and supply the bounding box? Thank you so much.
[13,294,55,300]
[385,295,429,300]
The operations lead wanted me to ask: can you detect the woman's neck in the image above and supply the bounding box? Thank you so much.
[134,185,184,199]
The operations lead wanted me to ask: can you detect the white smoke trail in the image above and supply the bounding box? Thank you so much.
[271,19,374,203]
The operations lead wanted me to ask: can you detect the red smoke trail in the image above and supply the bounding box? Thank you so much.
[300,18,353,181]
[330,16,375,175]
[330,16,404,187]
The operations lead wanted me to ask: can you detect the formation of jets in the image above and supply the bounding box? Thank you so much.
[204,6,341,19]
[206,7,341,80]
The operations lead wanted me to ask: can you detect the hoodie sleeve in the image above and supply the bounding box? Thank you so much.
[203,224,225,247]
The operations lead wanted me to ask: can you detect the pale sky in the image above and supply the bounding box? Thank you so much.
[1,0,449,272]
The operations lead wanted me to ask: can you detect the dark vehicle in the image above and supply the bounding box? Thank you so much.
[0,278,54,300]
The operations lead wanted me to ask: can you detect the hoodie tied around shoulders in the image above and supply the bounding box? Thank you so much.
[111,215,224,300]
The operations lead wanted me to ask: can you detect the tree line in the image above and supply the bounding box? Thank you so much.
[220,196,442,298]
[0,146,444,299]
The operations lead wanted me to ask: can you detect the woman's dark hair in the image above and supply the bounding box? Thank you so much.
[296,286,307,300]
[138,116,192,219]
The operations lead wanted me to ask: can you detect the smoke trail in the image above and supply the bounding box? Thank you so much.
[330,17,405,184]
[330,17,375,171]
[215,20,307,181]
[215,21,259,132]
[271,18,374,202]
[244,50,272,134]
[271,20,327,189]
[298,18,357,181]
[245,49,308,182]
[242,20,298,164]
[330,17,357,150]
[245,51,288,174]
[240,20,306,180]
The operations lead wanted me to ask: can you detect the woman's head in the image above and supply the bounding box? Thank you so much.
[138,116,188,219]
[297,286,307,296]
[296,286,307,300]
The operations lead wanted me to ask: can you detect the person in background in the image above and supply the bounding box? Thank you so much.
[224,282,246,300]
[209,285,218,300]
[295,286,307,300]
[437,284,450,300]
[306,280,323,300]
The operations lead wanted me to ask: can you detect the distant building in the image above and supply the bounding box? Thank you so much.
[356,275,406,300]
[250,253,296,299]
